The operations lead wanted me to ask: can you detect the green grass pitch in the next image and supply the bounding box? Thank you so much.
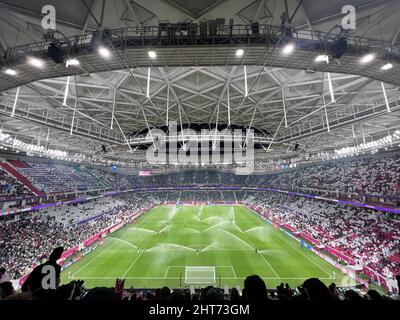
[61,205,348,289]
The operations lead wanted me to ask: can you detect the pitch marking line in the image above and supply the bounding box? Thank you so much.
[258,252,280,279]
[248,208,334,279]
[229,266,237,279]
[216,266,237,279]
[164,266,237,279]
[164,266,170,279]
[164,265,184,279]
[274,230,333,278]
[71,239,119,278]
[109,237,138,250]
[122,250,145,278]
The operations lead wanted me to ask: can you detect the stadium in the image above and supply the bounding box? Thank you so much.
[0,0,399,305]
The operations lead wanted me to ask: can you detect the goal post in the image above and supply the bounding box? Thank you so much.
[185,266,216,284]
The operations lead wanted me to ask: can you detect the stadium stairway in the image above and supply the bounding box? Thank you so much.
[0,162,45,196]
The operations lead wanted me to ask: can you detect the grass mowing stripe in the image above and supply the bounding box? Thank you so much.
[109,236,139,250]
[247,207,333,278]
[62,205,346,289]
[272,225,333,278]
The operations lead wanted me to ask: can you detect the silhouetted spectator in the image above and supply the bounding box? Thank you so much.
[0,281,14,299]
[243,275,268,301]
[82,287,119,301]
[344,289,362,301]
[204,287,224,300]
[302,278,334,301]
[276,282,293,300]
[230,287,241,301]
[158,286,171,300]
[328,282,339,299]
[365,289,382,301]
[171,289,185,301]
[21,246,64,293]
[0,267,10,283]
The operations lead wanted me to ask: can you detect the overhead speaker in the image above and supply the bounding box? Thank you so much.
[332,36,348,60]
[48,43,65,64]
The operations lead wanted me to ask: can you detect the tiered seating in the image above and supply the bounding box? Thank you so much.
[43,198,126,226]
[0,194,153,279]
[5,152,396,200]
[0,162,44,196]
[251,192,400,278]
[7,160,30,169]
[388,253,400,264]
[0,167,33,198]
[18,162,108,193]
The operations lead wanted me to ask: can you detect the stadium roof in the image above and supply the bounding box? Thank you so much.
[0,0,399,166]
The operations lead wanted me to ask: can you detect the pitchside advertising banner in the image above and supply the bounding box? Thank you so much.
[139,170,151,176]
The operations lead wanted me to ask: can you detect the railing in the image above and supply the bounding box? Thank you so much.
[0,96,125,144]
[2,23,399,64]
[275,93,400,142]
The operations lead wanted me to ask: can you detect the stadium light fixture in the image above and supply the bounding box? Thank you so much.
[327,72,335,103]
[315,55,329,63]
[11,86,20,118]
[360,53,375,64]
[381,63,393,70]
[148,50,157,59]
[146,67,151,98]
[235,49,244,57]
[282,43,295,55]
[65,58,80,68]
[244,65,248,97]
[4,69,17,76]
[28,57,44,68]
[381,82,391,113]
[63,76,70,106]
[98,47,111,58]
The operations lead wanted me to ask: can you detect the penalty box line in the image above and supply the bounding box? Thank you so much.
[164,265,237,279]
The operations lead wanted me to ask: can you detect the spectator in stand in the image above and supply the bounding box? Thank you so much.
[0,267,10,283]
[328,283,339,299]
[301,278,335,301]
[365,289,382,301]
[0,194,153,280]
[21,247,64,293]
[344,289,363,301]
[0,281,15,299]
[242,275,268,301]
[393,275,400,300]
[157,286,171,300]
[276,282,294,300]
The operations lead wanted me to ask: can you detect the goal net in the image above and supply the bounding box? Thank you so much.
[185,266,216,284]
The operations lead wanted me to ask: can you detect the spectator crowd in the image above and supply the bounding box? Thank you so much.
[0,194,153,279]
